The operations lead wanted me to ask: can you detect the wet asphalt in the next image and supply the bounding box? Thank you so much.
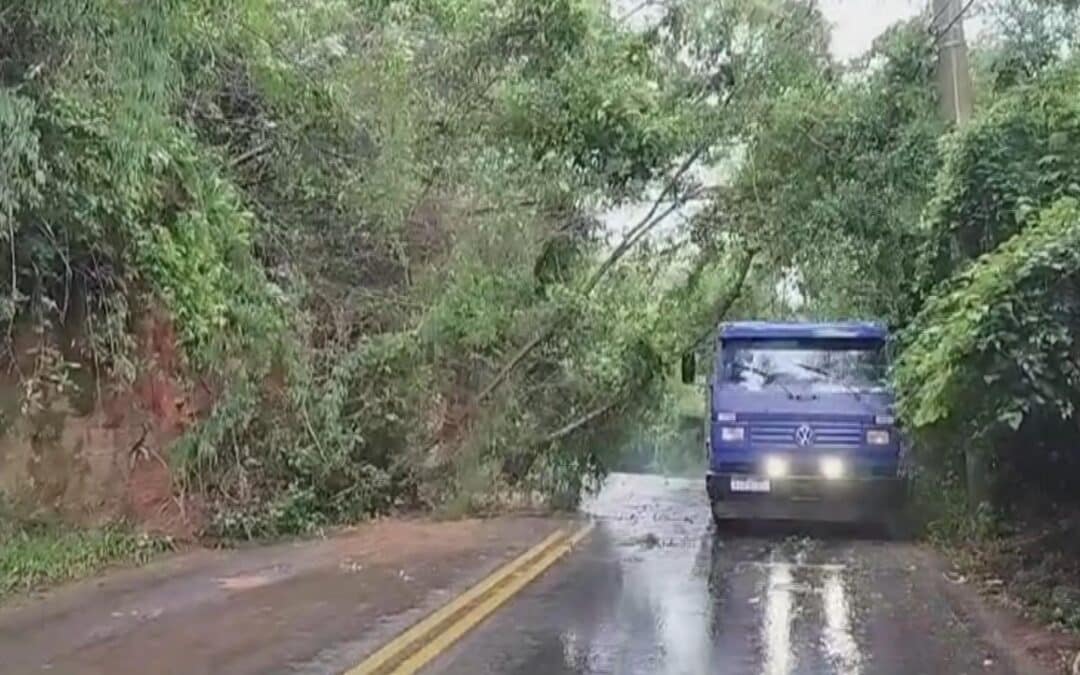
[425,473,1038,675]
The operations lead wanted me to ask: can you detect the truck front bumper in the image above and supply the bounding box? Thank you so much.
[706,472,905,523]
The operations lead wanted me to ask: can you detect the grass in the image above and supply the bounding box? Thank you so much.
[0,520,171,601]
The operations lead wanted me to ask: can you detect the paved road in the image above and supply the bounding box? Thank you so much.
[427,473,1047,675]
[0,518,568,675]
[0,474,1054,674]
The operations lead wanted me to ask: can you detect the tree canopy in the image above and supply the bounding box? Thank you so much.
[3,0,1080,536]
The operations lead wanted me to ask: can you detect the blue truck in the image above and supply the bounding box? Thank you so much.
[684,321,905,526]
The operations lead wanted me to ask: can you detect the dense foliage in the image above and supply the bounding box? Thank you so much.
[0,0,809,536]
[698,20,944,323]
[898,197,1080,491]
[3,0,1079,547]
[897,59,1080,515]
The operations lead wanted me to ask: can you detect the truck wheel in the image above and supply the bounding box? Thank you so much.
[711,501,742,533]
[883,511,912,541]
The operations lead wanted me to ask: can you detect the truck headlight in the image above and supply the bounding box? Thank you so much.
[720,426,745,442]
[715,411,737,423]
[764,455,789,478]
[866,429,890,445]
[820,456,846,480]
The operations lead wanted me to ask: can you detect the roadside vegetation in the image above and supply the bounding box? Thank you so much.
[1,0,1079,624]
[0,0,786,539]
[0,501,168,599]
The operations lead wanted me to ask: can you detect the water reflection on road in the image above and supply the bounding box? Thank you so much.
[430,473,1024,675]
[761,562,794,675]
[821,564,862,675]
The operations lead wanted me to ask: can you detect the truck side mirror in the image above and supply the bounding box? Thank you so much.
[680,352,696,384]
[884,337,898,364]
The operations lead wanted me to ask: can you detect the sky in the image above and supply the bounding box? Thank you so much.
[823,0,987,60]
[821,0,927,60]
[616,0,984,61]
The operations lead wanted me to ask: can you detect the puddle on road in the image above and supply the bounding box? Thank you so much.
[740,538,868,675]
[564,473,873,675]
[762,563,795,675]
[431,474,1009,675]
[821,566,863,675]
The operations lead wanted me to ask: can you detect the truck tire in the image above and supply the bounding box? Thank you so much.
[711,501,744,533]
[883,484,913,540]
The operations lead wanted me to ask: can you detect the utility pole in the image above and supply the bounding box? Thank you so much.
[932,0,974,126]
[932,0,984,507]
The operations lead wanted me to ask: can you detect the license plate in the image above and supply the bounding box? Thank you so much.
[730,477,771,493]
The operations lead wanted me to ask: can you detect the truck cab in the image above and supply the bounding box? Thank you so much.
[702,321,904,524]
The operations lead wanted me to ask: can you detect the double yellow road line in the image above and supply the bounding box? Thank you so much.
[347,522,594,675]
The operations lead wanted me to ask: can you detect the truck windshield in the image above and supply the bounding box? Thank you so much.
[720,338,887,393]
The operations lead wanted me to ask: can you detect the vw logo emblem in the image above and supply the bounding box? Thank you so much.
[794,424,815,447]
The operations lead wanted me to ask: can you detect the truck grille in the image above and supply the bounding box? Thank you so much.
[748,419,863,449]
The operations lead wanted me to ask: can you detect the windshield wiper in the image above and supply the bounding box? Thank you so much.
[733,362,802,400]
[794,361,862,401]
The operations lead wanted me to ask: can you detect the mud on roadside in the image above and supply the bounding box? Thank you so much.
[937,515,1080,675]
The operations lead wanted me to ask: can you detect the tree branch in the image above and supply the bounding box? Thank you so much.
[476,322,559,403]
[537,250,757,446]
[582,144,708,295]
[229,141,272,169]
[685,247,759,352]
[463,2,818,424]
[541,399,621,444]
[475,150,706,404]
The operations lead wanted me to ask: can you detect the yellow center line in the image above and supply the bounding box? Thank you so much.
[346,523,592,675]
[391,522,595,674]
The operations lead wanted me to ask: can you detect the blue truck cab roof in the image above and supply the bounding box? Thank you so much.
[718,321,888,341]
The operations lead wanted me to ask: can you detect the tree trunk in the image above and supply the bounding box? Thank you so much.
[965,445,990,510]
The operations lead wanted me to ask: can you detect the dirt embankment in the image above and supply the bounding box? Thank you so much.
[0,313,208,539]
